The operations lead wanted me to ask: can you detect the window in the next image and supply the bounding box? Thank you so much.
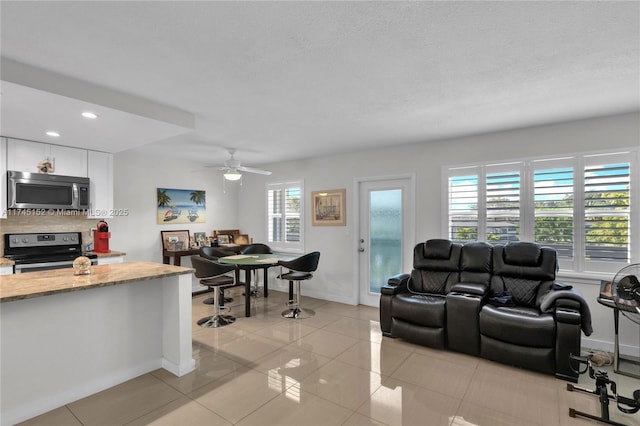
[486,164,521,243]
[583,156,631,266]
[444,150,637,274]
[266,181,303,252]
[448,173,478,242]
[533,162,574,260]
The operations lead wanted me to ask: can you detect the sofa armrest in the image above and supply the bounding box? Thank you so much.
[388,273,410,286]
[450,282,488,296]
[381,273,409,295]
[553,298,581,311]
[555,306,581,325]
[539,287,593,336]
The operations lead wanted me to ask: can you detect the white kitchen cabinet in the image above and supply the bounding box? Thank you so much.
[6,138,88,177]
[6,139,48,174]
[87,150,114,218]
[50,144,88,177]
[1,137,7,219]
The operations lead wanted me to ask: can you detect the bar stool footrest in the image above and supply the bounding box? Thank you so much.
[198,314,236,328]
[281,307,315,319]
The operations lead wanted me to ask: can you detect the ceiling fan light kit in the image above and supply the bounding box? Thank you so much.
[223,171,242,181]
[215,148,272,182]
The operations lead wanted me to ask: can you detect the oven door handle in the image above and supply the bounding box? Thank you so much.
[14,258,98,273]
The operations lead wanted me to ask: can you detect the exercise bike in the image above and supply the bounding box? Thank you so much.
[567,354,640,426]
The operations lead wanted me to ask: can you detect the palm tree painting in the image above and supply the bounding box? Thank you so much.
[157,188,206,224]
[157,189,171,207]
[190,190,206,206]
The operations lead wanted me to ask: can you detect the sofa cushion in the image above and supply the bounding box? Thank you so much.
[492,246,556,281]
[480,335,555,375]
[479,304,556,347]
[392,293,446,328]
[460,241,492,286]
[423,239,453,259]
[414,240,462,272]
[491,244,557,306]
[503,277,540,307]
[409,269,455,294]
[461,242,493,272]
[411,240,462,294]
[503,242,541,266]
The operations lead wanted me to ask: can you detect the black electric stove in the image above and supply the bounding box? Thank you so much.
[3,232,98,273]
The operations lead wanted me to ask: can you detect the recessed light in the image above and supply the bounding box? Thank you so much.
[46,131,60,137]
[81,111,98,119]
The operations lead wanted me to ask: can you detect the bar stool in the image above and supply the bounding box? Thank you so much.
[191,255,237,328]
[198,246,236,305]
[278,251,320,319]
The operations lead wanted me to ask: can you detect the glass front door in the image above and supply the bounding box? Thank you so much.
[358,177,414,306]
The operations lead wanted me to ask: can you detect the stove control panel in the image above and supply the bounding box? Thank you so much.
[5,232,81,248]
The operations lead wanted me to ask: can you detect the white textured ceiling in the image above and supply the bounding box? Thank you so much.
[1,1,638,167]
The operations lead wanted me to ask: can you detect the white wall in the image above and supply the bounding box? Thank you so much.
[111,113,639,354]
[110,150,239,291]
[235,112,640,354]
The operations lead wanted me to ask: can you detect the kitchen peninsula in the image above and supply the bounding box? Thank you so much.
[0,261,196,425]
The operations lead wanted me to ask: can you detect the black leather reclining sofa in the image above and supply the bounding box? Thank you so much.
[380,239,592,382]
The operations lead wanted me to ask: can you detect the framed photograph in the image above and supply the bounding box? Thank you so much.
[234,234,250,245]
[161,230,190,251]
[312,189,346,226]
[600,280,613,299]
[214,229,239,239]
[193,232,206,246]
[218,234,231,244]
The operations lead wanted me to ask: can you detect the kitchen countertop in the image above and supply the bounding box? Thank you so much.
[0,257,14,266]
[87,250,126,258]
[0,250,126,267]
[0,261,193,303]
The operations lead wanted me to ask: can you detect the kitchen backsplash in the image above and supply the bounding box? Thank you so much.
[0,214,96,253]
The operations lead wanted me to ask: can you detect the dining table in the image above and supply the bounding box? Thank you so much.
[218,253,283,317]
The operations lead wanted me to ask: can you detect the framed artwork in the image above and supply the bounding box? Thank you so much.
[218,234,231,244]
[161,230,190,251]
[157,188,206,224]
[311,189,346,226]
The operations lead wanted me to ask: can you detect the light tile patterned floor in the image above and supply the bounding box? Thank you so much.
[19,288,640,426]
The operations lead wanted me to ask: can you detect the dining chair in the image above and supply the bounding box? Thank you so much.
[199,246,236,260]
[191,255,237,327]
[277,251,321,319]
[198,246,238,305]
[241,243,273,297]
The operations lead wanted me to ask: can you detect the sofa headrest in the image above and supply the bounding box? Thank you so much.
[423,239,453,259]
[503,242,541,267]
[461,242,492,272]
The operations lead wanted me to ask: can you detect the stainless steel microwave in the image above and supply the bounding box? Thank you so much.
[7,170,90,210]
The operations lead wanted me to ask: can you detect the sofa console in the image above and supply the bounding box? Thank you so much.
[380,239,592,382]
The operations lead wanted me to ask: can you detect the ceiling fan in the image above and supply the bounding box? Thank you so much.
[213,148,272,181]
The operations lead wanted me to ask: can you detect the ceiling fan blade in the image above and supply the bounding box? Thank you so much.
[237,166,272,175]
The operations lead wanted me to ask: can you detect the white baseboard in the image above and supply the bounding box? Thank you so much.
[582,337,639,358]
[268,282,357,306]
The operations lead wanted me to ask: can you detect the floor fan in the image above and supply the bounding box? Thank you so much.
[567,264,640,425]
[612,265,640,321]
